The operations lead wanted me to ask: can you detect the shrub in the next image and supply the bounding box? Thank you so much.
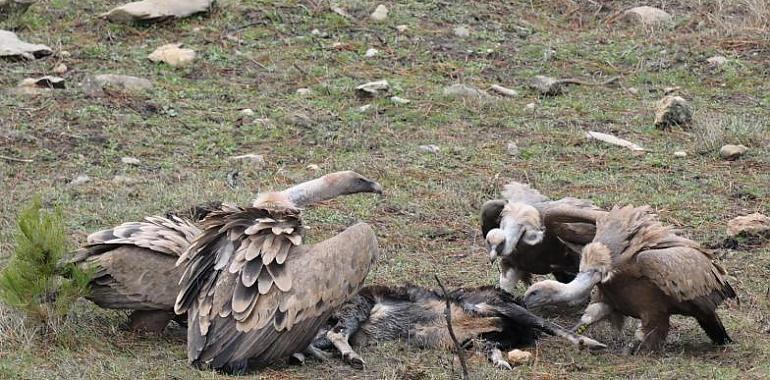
[0,197,91,327]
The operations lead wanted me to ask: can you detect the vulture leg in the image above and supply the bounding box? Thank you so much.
[128,310,175,333]
[478,340,511,370]
[572,302,614,335]
[499,265,527,295]
[324,294,374,369]
[627,315,670,354]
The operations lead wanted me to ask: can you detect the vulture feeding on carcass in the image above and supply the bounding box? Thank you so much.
[173,171,383,373]
[480,181,605,294]
[304,284,606,370]
[70,171,381,333]
[523,205,737,352]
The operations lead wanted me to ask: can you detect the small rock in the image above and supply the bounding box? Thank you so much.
[357,104,373,113]
[673,151,687,158]
[364,48,379,58]
[240,108,255,116]
[112,175,137,185]
[507,349,533,366]
[727,213,770,237]
[231,153,265,164]
[331,42,344,49]
[627,87,639,95]
[719,144,748,160]
[419,144,440,154]
[442,83,490,98]
[370,4,388,21]
[529,75,563,96]
[506,142,519,156]
[586,131,645,152]
[307,164,321,171]
[296,88,312,96]
[148,43,196,67]
[654,95,692,129]
[59,50,71,58]
[0,30,52,60]
[101,0,214,23]
[489,84,519,97]
[121,157,141,165]
[623,6,673,26]
[310,28,321,36]
[390,96,410,105]
[706,55,728,66]
[453,25,470,37]
[355,79,390,97]
[395,24,408,33]
[525,102,536,111]
[69,174,91,186]
[14,76,65,94]
[93,74,153,91]
[52,63,68,74]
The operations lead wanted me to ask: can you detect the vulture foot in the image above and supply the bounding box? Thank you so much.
[128,310,174,333]
[305,344,333,362]
[343,351,365,369]
[489,348,512,370]
[289,353,306,365]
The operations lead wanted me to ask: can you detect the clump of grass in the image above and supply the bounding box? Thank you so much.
[0,197,91,333]
[692,113,769,153]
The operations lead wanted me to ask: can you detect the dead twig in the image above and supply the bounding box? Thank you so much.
[0,154,33,163]
[434,274,469,380]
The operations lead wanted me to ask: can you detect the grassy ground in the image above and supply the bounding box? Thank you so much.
[1,0,769,379]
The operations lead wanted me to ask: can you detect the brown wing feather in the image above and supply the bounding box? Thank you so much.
[176,208,378,369]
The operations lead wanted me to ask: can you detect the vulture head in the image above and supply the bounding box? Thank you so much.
[281,170,383,207]
[523,226,613,309]
[485,202,545,263]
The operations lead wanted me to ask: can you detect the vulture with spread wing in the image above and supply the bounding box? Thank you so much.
[174,172,382,373]
[523,205,736,352]
[71,172,381,333]
[480,181,605,294]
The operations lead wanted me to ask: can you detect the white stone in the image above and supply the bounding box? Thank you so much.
[419,144,440,154]
[507,349,533,366]
[525,102,536,111]
[396,24,408,33]
[101,0,213,23]
[356,80,390,96]
[358,104,373,113]
[0,30,52,60]
[69,175,91,186]
[507,142,519,156]
[719,144,748,160]
[707,55,728,66]
[296,88,312,96]
[623,6,673,26]
[364,48,379,58]
[121,157,141,165]
[673,151,687,158]
[390,96,410,105]
[307,164,321,171]
[231,153,265,163]
[53,63,68,74]
[370,4,388,21]
[148,43,196,67]
[489,84,518,97]
[453,25,470,37]
[240,108,255,116]
[727,213,770,237]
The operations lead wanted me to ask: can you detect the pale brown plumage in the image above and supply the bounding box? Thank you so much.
[525,205,736,352]
[480,181,605,293]
[174,200,379,373]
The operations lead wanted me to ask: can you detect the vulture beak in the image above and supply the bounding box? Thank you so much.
[370,181,384,195]
[489,247,498,263]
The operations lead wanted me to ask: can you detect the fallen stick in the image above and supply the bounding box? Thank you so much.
[0,154,33,163]
[585,131,645,152]
[434,274,469,380]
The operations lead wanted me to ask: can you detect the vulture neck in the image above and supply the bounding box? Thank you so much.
[280,173,350,207]
[556,271,602,305]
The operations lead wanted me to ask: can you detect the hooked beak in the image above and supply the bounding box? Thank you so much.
[371,182,384,195]
[489,247,498,263]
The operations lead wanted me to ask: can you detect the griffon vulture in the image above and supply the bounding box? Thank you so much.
[304,284,606,370]
[480,181,605,294]
[71,171,381,333]
[523,205,736,352]
[173,172,383,373]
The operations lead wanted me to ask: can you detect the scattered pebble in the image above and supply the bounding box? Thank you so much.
[356,79,390,97]
[296,88,312,96]
[529,75,563,96]
[453,25,470,37]
[231,153,265,164]
[395,24,408,33]
[390,96,410,105]
[627,87,639,95]
[719,144,748,160]
[121,157,141,166]
[623,6,673,26]
[101,0,214,23]
[673,151,687,158]
[525,102,536,111]
[69,174,91,186]
[59,50,71,58]
[489,84,519,97]
[53,63,68,74]
[240,108,255,116]
[148,43,196,67]
[306,164,321,171]
[311,28,322,36]
[419,144,440,154]
[0,30,52,60]
[654,95,692,129]
[358,104,373,113]
[364,48,380,58]
[14,76,65,94]
[94,74,152,91]
[507,349,533,366]
[370,4,388,21]
[442,83,490,98]
[706,55,728,66]
[507,142,519,156]
[727,213,770,237]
